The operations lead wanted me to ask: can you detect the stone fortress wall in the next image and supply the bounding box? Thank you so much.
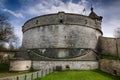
[100,59,120,76]
[98,37,120,76]
[22,12,102,49]
[33,61,98,70]
[4,9,120,77]
[99,37,120,57]
[9,11,103,72]
[22,12,102,59]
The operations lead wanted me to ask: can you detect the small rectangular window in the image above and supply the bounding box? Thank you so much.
[36,20,38,24]
[65,36,66,39]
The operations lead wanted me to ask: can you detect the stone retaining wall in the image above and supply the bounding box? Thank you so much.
[0,67,54,80]
[2,60,120,80]
[10,60,32,71]
[33,61,98,70]
[99,59,120,76]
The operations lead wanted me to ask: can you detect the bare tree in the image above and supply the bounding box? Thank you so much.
[0,14,19,50]
[114,27,120,38]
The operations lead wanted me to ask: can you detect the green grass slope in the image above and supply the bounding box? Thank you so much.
[35,70,120,80]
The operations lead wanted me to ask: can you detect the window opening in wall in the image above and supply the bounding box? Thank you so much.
[36,20,38,24]
[26,66,29,68]
[59,19,63,24]
[56,66,62,71]
[85,20,87,24]
[113,70,117,75]
[66,65,70,70]
[65,36,66,39]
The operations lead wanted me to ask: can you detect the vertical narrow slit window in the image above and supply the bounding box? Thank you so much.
[36,20,38,24]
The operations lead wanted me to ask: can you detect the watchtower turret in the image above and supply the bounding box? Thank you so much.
[89,6,103,21]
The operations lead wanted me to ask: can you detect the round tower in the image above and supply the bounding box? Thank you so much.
[10,9,103,71]
[22,11,102,59]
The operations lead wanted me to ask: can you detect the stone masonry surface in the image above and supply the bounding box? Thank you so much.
[100,59,120,76]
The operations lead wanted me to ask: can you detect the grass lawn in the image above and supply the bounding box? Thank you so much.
[0,64,32,78]
[35,70,120,80]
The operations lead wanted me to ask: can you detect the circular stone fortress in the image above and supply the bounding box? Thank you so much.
[10,8,104,71]
[22,11,102,59]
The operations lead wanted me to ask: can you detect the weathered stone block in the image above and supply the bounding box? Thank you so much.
[0,76,17,80]
[32,72,38,79]
[37,71,42,78]
[17,75,25,80]
[100,59,120,76]
[25,73,32,80]
[10,59,31,71]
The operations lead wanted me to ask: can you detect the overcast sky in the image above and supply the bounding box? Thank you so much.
[0,0,120,46]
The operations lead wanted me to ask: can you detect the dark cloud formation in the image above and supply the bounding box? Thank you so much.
[0,0,120,47]
[3,0,21,10]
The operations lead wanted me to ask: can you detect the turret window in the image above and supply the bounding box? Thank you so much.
[59,19,63,24]
[36,20,38,24]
